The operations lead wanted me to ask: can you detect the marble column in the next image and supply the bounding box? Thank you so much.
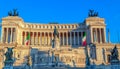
[93,29,96,42]
[81,32,83,45]
[6,28,8,43]
[99,28,102,43]
[59,32,61,45]
[63,32,64,45]
[77,31,79,45]
[90,28,93,43]
[44,32,45,46]
[103,28,106,43]
[13,28,16,42]
[10,28,13,43]
[66,32,68,45]
[43,32,45,46]
[33,32,35,45]
[34,32,36,45]
[40,32,41,46]
[95,28,98,43]
[24,32,26,45]
[22,32,24,45]
[2,28,5,43]
[36,32,38,45]
[50,32,53,45]
[47,33,48,45]
[74,32,75,45]
[70,32,72,45]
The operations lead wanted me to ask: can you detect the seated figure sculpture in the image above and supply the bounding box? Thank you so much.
[110,45,119,61]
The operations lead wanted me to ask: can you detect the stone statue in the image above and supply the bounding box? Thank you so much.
[110,45,119,60]
[53,26,60,49]
[8,9,19,16]
[13,9,19,16]
[53,26,59,37]
[8,11,12,16]
[88,9,98,17]
[5,47,14,61]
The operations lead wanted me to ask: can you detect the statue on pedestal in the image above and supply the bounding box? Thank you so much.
[110,45,119,64]
[52,26,60,49]
[4,47,14,62]
[3,47,14,69]
[53,26,59,38]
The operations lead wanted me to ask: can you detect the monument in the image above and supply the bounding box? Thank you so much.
[1,9,120,69]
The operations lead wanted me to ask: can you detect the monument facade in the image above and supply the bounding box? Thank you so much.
[0,10,120,69]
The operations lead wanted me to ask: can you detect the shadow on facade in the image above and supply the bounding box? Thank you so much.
[12,48,86,69]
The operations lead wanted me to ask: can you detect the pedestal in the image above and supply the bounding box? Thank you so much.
[110,59,119,65]
[3,60,13,69]
[111,60,120,69]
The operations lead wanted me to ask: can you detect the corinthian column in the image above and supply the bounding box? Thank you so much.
[59,32,61,45]
[66,32,68,45]
[10,28,13,43]
[99,28,102,43]
[44,32,45,46]
[104,28,106,43]
[6,28,8,43]
[95,28,98,43]
[24,32,26,45]
[90,28,93,43]
[77,31,79,45]
[33,32,35,45]
[2,28,5,43]
[81,32,83,45]
[70,32,72,45]
[36,32,38,45]
[63,32,64,45]
[74,32,75,45]
[40,32,41,46]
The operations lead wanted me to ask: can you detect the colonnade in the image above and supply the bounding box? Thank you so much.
[22,31,85,46]
[92,28,105,43]
[1,27,106,45]
[2,28,16,43]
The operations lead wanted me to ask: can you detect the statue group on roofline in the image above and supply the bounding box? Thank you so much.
[8,9,19,16]
[88,9,98,17]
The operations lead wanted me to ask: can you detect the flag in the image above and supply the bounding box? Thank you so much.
[82,32,87,46]
[25,33,30,45]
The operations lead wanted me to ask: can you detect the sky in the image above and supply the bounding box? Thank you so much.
[0,0,120,43]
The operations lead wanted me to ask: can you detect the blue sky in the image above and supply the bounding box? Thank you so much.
[0,0,120,43]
